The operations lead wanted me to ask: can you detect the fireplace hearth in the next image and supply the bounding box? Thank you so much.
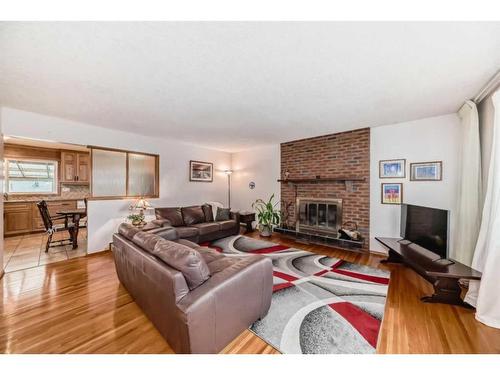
[296,198,342,236]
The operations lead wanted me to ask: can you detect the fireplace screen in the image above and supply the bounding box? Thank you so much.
[297,198,343,235]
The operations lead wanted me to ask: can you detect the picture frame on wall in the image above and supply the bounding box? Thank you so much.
[189,160,213,182]
[381,183,403,205]
[410,161,442,181]
[379,159,406,178]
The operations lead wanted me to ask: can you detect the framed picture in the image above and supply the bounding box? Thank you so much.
[189,160,213,182]
[379,159,406,178]
[381,183,403,205]
[410,161,442,181]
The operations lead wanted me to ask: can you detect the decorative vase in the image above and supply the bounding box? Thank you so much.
[132,219,142,226]
[259,225,272,237]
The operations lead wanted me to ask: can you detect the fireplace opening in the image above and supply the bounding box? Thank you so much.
[297,198,342,236]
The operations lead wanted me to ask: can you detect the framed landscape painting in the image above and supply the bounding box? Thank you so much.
[189,160,213,182]
[410,161,442,181]
[381,183,403,205]
[379,159,405,178]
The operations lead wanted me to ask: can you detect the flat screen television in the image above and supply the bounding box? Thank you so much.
[400,204,449,259]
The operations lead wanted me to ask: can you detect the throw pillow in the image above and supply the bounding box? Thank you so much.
[181,206,205,225]
[215,207,231,221]
[202,204,214,222]
[152,239,211,290]
[155,207,184,227]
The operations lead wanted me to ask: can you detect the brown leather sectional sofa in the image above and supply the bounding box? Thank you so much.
[112,223,273,354]
[152,204,240,243]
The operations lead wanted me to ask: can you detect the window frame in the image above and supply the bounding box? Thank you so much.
[89,146,159,200]
[5,157,59,195]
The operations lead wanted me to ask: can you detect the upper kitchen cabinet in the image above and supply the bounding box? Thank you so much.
[61,151,91,184]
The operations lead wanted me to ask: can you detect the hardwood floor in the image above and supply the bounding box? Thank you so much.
[1,231,499,354]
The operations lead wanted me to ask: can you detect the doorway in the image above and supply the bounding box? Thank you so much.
[2,136,89,273]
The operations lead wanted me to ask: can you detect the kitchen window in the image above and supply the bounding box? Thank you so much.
[5,158,58,194]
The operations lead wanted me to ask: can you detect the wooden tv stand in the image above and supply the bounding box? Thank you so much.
[376,237,482,308]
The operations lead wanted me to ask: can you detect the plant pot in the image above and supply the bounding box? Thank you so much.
[259,226,272,237]
[132,219,142,226]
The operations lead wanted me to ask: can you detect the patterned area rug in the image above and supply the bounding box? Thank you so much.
[204,235,390,354]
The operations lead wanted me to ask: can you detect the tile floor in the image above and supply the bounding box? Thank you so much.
[3,229,87,273]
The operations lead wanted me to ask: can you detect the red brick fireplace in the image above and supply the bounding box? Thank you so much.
[280,128,370,250]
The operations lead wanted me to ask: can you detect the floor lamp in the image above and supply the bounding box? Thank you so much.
[224,169,233,208]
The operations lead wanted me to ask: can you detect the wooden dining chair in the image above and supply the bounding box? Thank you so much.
[37,200,76,252]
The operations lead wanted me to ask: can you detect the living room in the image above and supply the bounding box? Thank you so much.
[1,2,500,373]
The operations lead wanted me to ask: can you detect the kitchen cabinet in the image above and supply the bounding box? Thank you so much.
[61,151,91,184]
[4,200,78,236]
[76,153,90,183]
[4,202,32,236]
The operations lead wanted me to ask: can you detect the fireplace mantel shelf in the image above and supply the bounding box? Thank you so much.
[277,177,365,183]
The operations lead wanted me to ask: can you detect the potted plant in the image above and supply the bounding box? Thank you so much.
[128,213,144,227]
[252,194,281,237]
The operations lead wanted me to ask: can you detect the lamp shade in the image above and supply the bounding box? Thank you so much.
[131,198,153,210]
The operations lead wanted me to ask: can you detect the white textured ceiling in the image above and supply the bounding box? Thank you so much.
[1,22,499,152]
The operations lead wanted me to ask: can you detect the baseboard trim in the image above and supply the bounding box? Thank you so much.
[370,248,389,256]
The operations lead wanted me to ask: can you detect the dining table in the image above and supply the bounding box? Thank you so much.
[56,208,87,249]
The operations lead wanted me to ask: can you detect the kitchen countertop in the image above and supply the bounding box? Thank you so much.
[4,197,88,203]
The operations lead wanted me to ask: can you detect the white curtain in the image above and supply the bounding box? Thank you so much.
[452,100,482,266]
[465,91,500,328]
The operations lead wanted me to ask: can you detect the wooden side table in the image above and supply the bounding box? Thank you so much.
[239,212,256,232]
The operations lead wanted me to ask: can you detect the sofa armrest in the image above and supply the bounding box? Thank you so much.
[230,211,240,225]
[152,218,172,227]
[176,255,273,353]
[147,226,179,241]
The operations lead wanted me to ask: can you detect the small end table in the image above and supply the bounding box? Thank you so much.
[239,212,256,232]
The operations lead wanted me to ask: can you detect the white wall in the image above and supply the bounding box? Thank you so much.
[1,107,231,253]
[231,145,281,217]
[370,114,461,253]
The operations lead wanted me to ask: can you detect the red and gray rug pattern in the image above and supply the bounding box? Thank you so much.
[203,235,390,354]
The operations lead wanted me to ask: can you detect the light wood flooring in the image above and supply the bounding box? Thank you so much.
[1,231,499,354]
[3,229,87,273]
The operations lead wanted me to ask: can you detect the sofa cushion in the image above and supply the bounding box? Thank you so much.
[141,221,160,231]
[147,227,179,241]
[218,220,237,231]
[176,226,200,239]
[152,239,211,290]
[152,218,171,227]
[176,239,200,249]
[182,206,205,226]
[155,207,184,227]
[206,201,223,221]
[190,222,220,236]
[206,256,241,274]
[142,219,172,232]
[197,247,225,264]
[201,204,214,222]
[118,223,141,240]
[215,207,231,221]
[132,231,165,252]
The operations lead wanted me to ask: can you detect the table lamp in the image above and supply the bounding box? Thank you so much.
[130,198,153,223]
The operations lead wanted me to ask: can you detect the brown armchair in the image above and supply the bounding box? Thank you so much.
[37,200,76,252]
